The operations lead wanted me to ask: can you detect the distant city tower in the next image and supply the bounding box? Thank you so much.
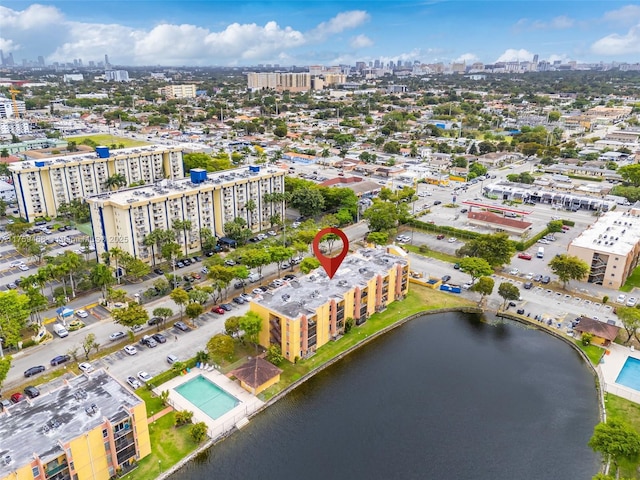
[104,54,111,68]
[533,54,539,64]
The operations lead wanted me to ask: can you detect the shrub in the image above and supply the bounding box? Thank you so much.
[190,422,208,443]
[22,339,36,348]
[175,410,194,426]
[602,296,609,304]
[561,219,575,226]
[581,332,593,346]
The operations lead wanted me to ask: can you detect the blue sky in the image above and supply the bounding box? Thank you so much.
[1,1,639,66]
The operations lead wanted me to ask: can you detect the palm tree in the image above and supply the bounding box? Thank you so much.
[106,247,125,284]
[244,199,256,229]
[0,148,9,159]
[90,263,115,299]
[61,251,83,299]
[172,220,192,255]
[104,173,127,191]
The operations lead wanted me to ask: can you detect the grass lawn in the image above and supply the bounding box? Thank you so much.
[136,387,166,418]
[604,394,640,478]
[121,412,199,480]
[260,285,475,400]
[403,243,459,264]
[574,340,606,365]
[66,134,149,148]
[621,265,640,292]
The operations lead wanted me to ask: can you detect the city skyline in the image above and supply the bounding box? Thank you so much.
[0,1,639,67]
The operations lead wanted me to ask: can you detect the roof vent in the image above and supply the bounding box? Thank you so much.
[3,456,11,465]
[281,294,290,302]
[85,403,98,416]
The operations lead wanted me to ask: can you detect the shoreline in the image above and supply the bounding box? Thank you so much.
[156,304,608,479]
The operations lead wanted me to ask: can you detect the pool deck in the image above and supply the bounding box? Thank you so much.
[599,343,640,403]
[155,367,264,440]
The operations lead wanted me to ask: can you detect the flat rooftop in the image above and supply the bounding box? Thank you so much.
[87,165,284,206]
[8,144,180,171]
[570,211,640,256]
[253,247,408,319]
[0,370,142,476]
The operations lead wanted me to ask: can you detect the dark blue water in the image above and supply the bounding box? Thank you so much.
[171,313,600,480]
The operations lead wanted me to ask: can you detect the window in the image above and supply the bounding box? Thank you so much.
[102,429,108,438]
[32,466,39,477]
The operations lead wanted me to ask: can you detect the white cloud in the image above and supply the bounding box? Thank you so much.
[0,4,63,30]
[591,24,640,55]
[547,53,570,63]
[0,38,19,52]
[495,49,534,62]
[603,5,640,26]
[311,10,370,39]
[350,34,373,49]
[513,15,574,31]
[454,53,478,63]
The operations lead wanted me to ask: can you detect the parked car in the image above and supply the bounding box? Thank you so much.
[127,376,142,389]
[75,309,89,318]
[124,345,138,355]
[509,268,519,275]
[50,354,71,366]
[190,272,201,280]
[174,321,189,332]
[541,276,551,284]
[140,335,157,348]
[453,263,460,270]
[225,259,237,266]
[433,200,442,205]
[10,392,25,404]
[234,280,245,289]
[152,333,167,344]
[436,234,445,240]
[441,275,451,283]
[137,371,152,382]
[533,274,543,282]
[523,281,533,289]
[153,268,164,275]
[24,365,45,378]
[109,331,126,341]
[212,306,225,314]
[220,303,233,311]
[617,294,627,303]
[176,261,184,268]
[24,386,40,399]
[283,274,296,280]
[167,354,179,365]
[517,253,532,260]
[148,317,162,326]
[78,362,94,373]
[448,237,457,243]
[627,297,638,307]
[232,297,245,305]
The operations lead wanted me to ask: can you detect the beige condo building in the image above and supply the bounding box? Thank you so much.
[9,145,184,221]
[86,166,285,264]
[567,208,640,289]
[156,84,197,99]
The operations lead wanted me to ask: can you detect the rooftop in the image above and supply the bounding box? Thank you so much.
[569,211,640,256]
[8,144,180,171]
[0,370,142,476]
[230,357,282,388]
[253,247,408,320]
[86,165,284,207]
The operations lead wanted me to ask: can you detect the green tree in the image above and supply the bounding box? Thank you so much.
[170,288,190,321]
[224,217,252,246]
[268,245,295,277]
[120,255,151,282]
[175,410,194,426]
[0,290,31,349]
[457,233,515,267]
[0,356,12,389]
[81,333,98,360]
[207,333,235,362]
[548,111,561,122]
[498,282,520,309]
[547,220,563,233]
[299,257,320,274]
[367,231,389,246]
[291,188,325,218]
[112,303,149,331]
[239,312,263,351]
[152,307,173,332]
[458,257,493,284]
[615,307,640,344]
[618,164,640,187]
[104,173,127,191]
[588,419,640,469]
[206,265,237,302]
[266,344,284,365]
[242,249,272,277]
[363,200,399,232]
[185,302,204,324]
[224,316,241,338]
[90,263,114,299]
[190,422,208,443]
[273,123,288,138]
[471,276,494,305]
[548,254,589,289]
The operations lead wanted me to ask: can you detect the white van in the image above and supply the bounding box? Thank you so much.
[537,247,544,259]
[53,323,69,338]
[248,272,263,283]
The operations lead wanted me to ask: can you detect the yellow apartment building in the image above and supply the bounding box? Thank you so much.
[86,166,285,264]
[9,145,184,221]
[567,209,640,289]
[0,370,150,480]
[157,84,197,99]
[250,247,410,362]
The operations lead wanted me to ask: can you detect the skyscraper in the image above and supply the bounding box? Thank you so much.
[37,55,45,66]
[104,53,111,68]
[533,54,539,64]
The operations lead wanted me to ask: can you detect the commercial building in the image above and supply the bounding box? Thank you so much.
[157,84,196,99]
[0,370,150,480]
[9,145,184,221]
[250,247,410,362]
[86,166,285,264]
[0,97,26,119]
[567,209,640,289]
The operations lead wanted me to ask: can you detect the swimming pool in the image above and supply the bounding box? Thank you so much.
[615,357,640,392]
[175,375,239,420]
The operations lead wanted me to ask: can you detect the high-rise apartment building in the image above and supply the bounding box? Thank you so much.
[250,247,410,362]
[86,166,285,264]
[0,97,26,119]
[105,70,130,82]
[9,145,184,221]
[0,119,30,136]
[0,370,151,480]
[246,72,311,92]
[157,84,197,99]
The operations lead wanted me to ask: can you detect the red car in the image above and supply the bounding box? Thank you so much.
[517,253,532,260]
[562,225,570,231]
[211,306,225,315]
[10,392,24,404]
[436,234,445,240]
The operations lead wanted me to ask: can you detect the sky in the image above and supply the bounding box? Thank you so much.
[1,1,640,67]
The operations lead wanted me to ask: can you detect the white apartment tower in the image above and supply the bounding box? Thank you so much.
[86,166,286,264]
[9,145,184,221]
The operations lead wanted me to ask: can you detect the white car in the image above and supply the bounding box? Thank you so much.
[525,272,534,280]
[267,230,277,236]
[462,282,473,290]
[137,371,152,382]
[627,297,638,307]
[78,362,94,373]
[291,222,301,228]
[448,237,457,243]
[124,345,138,355]
[126,376,141,389]
[75,309,88,318]
[18,264,29,271]
[509,268,519,275]
[9,260,24,268]
[617,294,627,303]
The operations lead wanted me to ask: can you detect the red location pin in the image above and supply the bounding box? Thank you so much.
[312,227,349,279]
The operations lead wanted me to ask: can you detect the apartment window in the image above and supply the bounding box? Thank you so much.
[103,428,108,438]
[611,274,615,277]
[615,257,619,261]
[32,466,39,477]
[69,462,74,471]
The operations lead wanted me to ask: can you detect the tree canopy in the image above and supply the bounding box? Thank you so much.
[548,254,589,288]
[459,257,493,284]
[457,233,515,267]
[498,282,520,309]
